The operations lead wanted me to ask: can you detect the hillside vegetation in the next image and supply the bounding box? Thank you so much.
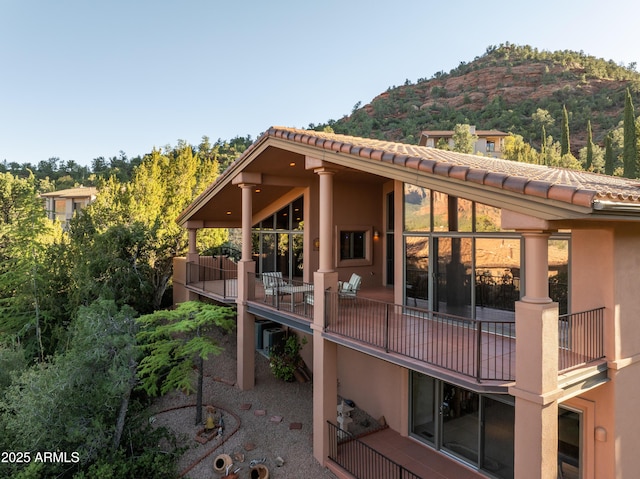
[319,43,640,154]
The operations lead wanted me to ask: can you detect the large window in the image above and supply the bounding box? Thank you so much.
[410,372,514,478]
[403,185,569,317]
[253,196,304,279]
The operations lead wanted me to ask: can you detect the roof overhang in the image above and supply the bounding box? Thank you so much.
[178,127,640,228]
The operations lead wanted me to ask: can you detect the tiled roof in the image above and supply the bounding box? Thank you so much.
[420,129,508,137]
[264,127,640,209]
[40,186,97,198]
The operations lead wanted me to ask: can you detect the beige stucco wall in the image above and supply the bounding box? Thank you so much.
[332,179,384,288]
[570,223,640,478]
[336,346,405,431]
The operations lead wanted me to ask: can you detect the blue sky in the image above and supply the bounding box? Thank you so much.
[2,0,639,167]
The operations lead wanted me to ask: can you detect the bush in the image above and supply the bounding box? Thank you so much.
[269,334,307,382]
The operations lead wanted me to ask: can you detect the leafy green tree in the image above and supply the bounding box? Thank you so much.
[561,105,571,156]
[136,301,236,425]
[623,87,638,178]
[503,133,539,163]
[452,124,478,154]
[69,142,224,313]
[579,142,604,173]
[0,300,138,478]
[0,172,63,358]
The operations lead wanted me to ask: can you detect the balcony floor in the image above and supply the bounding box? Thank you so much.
[332,427,486,479]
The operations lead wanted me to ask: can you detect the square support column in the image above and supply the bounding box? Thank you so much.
[236,259,256,390]
[510,301,562,479]
[312,270,338,465]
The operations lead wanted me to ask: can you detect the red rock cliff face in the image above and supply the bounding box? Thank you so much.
[353,57,631,150]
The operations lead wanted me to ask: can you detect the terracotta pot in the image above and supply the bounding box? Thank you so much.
[250,463,269,479]
[213,454,233,474]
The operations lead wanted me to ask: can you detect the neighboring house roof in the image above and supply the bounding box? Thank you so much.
[179,127,640,225]
[40,186,97,199]
[420,129,508,138]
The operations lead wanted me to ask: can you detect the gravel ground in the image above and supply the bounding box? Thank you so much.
[150,328,339,479]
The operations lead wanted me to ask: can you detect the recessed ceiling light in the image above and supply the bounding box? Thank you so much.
[289,162,296,167]
[226,211,232,215]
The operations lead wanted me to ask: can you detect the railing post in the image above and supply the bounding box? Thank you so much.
[476,321,482,381]
[385,304,390,353]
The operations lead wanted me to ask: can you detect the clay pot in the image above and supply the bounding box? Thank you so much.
[250,464,269,479]
[213,454,233,474]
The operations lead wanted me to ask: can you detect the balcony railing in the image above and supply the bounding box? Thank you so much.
[328,421,420,479]
[185,257,238,299]
[559,307,605,371]
[240,271,605,382]
[250,272,315,321]
[324,292,515,382]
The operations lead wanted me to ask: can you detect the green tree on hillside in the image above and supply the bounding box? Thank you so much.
[623,88,638,178]
[503,134,539,163]
[585,119,594,170]
[605,134,614,175]
[561,105,571,156]
[452,124,478,154]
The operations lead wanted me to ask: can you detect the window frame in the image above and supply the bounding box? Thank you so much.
[336,225,373,267]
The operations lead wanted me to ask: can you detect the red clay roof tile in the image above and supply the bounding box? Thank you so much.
[180,127,640,223]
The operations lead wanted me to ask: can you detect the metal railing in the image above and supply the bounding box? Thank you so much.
[252,272,315,320]
[328,421,421,479]
[558,307,605,371]
[186,258,238,299]
[324,292,515,382]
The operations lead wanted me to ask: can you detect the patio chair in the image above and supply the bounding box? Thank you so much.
[338,273,362,299]
[262,272,288,301]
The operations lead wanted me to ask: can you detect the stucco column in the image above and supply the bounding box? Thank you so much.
[312,270,338,465]
[237,183,256,390]
[316,168,335,273]
[187,228,198,260]
[240,184,254,262]
[510,230,561,479]
[312,167,339,465]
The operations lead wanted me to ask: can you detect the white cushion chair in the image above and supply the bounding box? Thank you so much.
[262,272,288,301]
[338,273,362,299]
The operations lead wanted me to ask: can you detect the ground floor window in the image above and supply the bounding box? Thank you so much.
[410,372,583,479]
[410,372,514,478]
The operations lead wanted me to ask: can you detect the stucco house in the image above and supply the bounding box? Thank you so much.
[173,127,640,479]
[418,127,508,158]
[41,186,97,228]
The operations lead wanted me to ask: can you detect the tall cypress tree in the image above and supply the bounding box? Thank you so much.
[585,120,594,170]
[604,133,614,176]
[561,105,570,156]
[541,125,547,165]
[623,87,638,178]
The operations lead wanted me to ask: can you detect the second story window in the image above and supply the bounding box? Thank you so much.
[340,231,366,260]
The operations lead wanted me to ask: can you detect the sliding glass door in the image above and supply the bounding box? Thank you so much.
[410,372,515,479]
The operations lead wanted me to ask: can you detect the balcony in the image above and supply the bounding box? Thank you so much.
[184,263,605,385]
[185,257,238,302]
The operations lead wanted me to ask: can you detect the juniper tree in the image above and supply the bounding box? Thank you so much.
[586,120,594,170]
[561,105,571,156]
[605,134,614,176]
[623,88,638,178]
[136,301,236,425]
